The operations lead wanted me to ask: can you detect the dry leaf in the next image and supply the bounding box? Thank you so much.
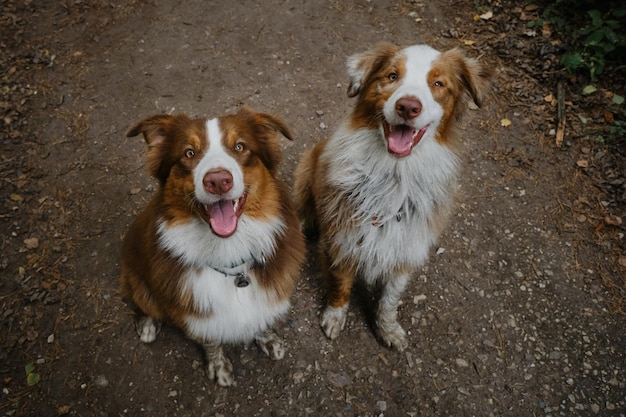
[605,215,623,226]
[500,118,512,127]
[129,187,142,195]
[619,257,626,267]
[576,160,589,168]
[604,112,614,123]
[10,193,23,202]
[24,237,39,249]
[525,4,540,11]
[57,405,71,415]
[544,93,554,102]
[463,39,476,46]
[479,11,493,20]
[541,21,551,37]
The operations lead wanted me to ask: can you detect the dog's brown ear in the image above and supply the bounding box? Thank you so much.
[235,106,294,173]
[346,42,401,98]
[126,114,189,183]
[441,48,493,109]
[246,107,294,142]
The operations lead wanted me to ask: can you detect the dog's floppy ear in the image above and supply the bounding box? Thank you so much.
[126,114,189,183]
[441,48,493,109]
[236,106,294,173]
[346,42,401,98]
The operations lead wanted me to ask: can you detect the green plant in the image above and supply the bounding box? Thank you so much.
[560,9,626,79]
[597,119,626,143]
[535,2,626,80]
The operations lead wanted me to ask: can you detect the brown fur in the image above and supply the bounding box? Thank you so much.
[120,106,304,341]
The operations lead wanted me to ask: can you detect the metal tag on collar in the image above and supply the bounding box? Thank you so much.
[235,273,250,288]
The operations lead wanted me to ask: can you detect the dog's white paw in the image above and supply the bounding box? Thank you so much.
[377,320,408,352]
[136,316,160,343]
[255,331,285,360]
[321,304,348,340]
[207,358,234,387]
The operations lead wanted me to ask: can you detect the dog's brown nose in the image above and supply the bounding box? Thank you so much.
[395,97,422,120]
[203,169,233,195]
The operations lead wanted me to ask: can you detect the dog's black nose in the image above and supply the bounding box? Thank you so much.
[395,96,422,120]
[203,169,233,195]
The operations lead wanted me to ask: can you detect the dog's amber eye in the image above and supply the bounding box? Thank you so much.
[234,143,244,152]
[185,149,195,158]
[389,72,398,81]
[434,80,444,87]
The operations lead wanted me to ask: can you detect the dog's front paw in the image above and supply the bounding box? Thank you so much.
[136,316,161,343]
[377,320,408,352]
[203,343,234,387]
[207,357,234,387]
[321,304,348,340]
[255,330,285,360]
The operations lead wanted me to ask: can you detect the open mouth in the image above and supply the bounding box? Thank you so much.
[383,121,429,158]
[198,192,247,238]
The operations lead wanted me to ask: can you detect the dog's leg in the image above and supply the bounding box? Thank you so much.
[376,273,410,351]
[321,263,356,339]
[255,329,285,360]
[203,341,234,387]
[135,315,161,343]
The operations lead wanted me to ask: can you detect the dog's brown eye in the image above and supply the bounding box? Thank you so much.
[389,72,398,81]
[434,80,444,87]
[234,143,244,152]
[185,149,195,158]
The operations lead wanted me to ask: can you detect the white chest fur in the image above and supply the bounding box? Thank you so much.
[157,216,289,343]
[181,266,290,343]
[323,124,460,281]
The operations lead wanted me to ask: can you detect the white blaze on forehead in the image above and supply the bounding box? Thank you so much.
[384,45,443,128]
[193,118,244,203]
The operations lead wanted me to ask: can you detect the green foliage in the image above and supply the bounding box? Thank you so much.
[537,2,626,80]
[596,120,626,143]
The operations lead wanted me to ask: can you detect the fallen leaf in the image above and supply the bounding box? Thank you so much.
[582,85,597,95]
[25,363,35,374]
[24,362,40,385]
[605,215,623,226]
[612,94,624,105]
[27,372,40,386]
[500,118,512,127]
[541,21,551,37]
[129,187,141,195]
[24,237,39,249]
[544,93,554,102]
[58,405,71,415]
[576,160,588,168]
[10,193,23,202]
[619,257,626,267]
[577,215,587,223]
[525,4,540,11]
[524,30,537,37]
[578,114,588,124]
[604,112,614,123]
[479,11,493,20]
[463,39,476,46]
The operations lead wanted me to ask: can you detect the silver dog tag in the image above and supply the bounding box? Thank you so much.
[235,273,250,288]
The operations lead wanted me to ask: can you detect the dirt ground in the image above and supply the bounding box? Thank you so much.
[1,1,625,416]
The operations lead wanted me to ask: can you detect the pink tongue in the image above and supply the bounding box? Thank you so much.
[387,125,415,155]
[208,200,237,237]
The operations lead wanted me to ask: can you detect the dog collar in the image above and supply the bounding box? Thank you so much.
[209,254,266,288]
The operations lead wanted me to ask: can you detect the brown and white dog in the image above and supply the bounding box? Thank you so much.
[120,107,305,386]
[294,43,491,351]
